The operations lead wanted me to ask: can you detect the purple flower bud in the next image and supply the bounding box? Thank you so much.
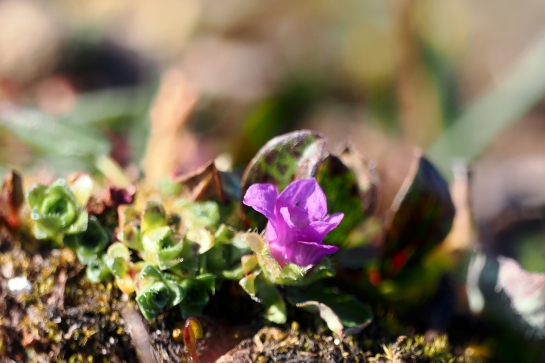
[243,179,343,267]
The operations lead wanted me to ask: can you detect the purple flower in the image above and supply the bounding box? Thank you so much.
[243,178,343,267]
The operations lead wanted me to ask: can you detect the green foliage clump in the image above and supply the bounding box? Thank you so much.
[27,175,92,244]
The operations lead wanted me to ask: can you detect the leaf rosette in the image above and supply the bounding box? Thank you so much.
[27,175,92,244]
[179,274,215,318]
[135,264,186,320]
[64,216,109,265]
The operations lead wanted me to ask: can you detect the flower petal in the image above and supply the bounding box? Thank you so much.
[284,241,339,267]
[303,213,344,242]
[278,206,310,242]
[277,179,327,228]
[243,183,278,222]
[265,220,278,244]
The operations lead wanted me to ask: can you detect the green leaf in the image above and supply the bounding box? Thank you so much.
[241,130,327,227]
[71,216,109,265]
[255,276,287,324]
[0,103,110,157]
[182,201,220,229]
[118,222,143,252]
[141,201,167,233]
[179,275,215,318]
[104,242,131,278]
[138,264,164,281]
[186,228,215,254]
[315,154,366,247]
[86,257,112,283]
[241,273,287,324]
[26,185,47,210]
[142,226,173,253]
[427,31,545,179]
[379,152,454,279]
[135,265,187,320]
[286,287,373,336]
[214,224,235,244]
[239,273,257,297]
[65,211,89,235]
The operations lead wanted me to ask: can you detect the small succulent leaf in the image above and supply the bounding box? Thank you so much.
[219,266,244,280]
[118,205,140,229]
[182,201,220,229]
[204,245,228,272]
[135,286,163,320]
[63,233,78,249]
[107,242,131,260]
[72,216,109,265]
[138,264,164,281]
[242,254,258,275]
[27,185,48,210]
[142,226,172,253]
[33,216,64,233]
[179,238,199,259]
[166,281,186,308]
[286,287,373,336]
[315,155,366,247]
[380,152,455,278]
[214,224,235,244]
[67,172,94,206]
[33,224,53,241]
[167,213,182,231]
[119,222,143,251]
[186,228,215,254]
[157,244,185,269]
[195,274,215,293]
[241,130,327,227]
[65,210,89,235]
[239,273,258,298]
[179,278,211,318]
[86,257,112,283]
[142,201,167,233]
[242,232,265,254]
[255,276,287,324]
[105,242,131,277]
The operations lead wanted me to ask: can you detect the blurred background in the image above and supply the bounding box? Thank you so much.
[3,0,545,360]
[3,0,545,182]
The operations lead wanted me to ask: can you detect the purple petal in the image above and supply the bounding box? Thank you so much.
[277,179,327,228]
[284,241,339,267]
[276,206,311,243]
[303,213,344,242]
[265,220,278,244]
[269,240,289,267]
[243,183,278,222]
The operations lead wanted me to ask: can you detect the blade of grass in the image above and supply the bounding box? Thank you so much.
[427,30,545,179]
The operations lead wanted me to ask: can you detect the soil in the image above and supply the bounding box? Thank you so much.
[0,230,478,363]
